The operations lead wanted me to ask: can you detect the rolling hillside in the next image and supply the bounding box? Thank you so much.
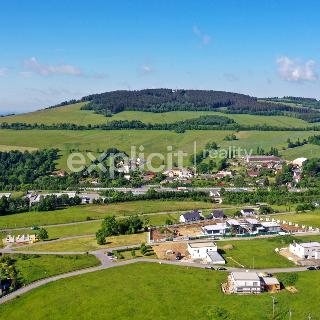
[0,101,314,128]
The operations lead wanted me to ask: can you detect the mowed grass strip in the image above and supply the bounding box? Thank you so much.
[16,233,147,252]
[0,200,214,229]
[11,253,100,284]
[1,263,320,319]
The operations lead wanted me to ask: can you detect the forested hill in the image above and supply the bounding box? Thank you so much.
[49,89,320,122]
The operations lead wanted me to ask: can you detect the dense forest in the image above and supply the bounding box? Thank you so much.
[46,89,320,122]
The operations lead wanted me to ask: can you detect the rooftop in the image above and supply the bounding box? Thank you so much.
[261,221,280,227]
[245,218,260,225]
[203,223,227,231]
[296,242,320,248]
[231,271,260,281]
[262,277,280,286]
[226,219,240,226]
[188,241,217,248]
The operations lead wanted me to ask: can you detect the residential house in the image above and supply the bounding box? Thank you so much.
[187,241,225,264]
[289,242,320,260]
[179,210,202,223]
[209,190,222,204]
[292,157,308,168]
[226,219,244,234]
[261,277,281,292]
[228,272,262,294]
[79,193,102,204]
[240,208,256,217]
[0,193,11,199]
[245,218,263,233]
[202,223,229,236]
[208,209,227,220]
[245,155,281,164]
[260,221,281,233]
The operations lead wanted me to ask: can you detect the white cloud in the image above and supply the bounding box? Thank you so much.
[140,64,154,75]
[23,57,82,76]
[192,25,211,45]
[276,56,318,82]
[0,67,8,76]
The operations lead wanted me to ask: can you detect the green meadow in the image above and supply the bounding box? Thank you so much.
[12,253,100,284]
[0,102,313,128]
[272,211,320,228]
[0,201,214,228]
[0,128,318,170]
[1,263,320,320]
[17,233,147,252]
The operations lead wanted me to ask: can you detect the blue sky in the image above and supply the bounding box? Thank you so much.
[0,0,320,113]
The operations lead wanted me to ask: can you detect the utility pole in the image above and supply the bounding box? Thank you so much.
[271,296,276,318]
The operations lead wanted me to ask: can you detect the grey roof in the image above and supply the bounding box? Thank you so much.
[207,251,225,263]
[211,210,226,219]
[188,241,216,248]
[231,272,260,281]
[297,242,320,248]
[182,210,201,221]
[262,277,280,286]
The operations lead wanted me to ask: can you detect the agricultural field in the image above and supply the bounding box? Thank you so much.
[16,233,147,252]
[1,263,320,320]
[0,128,318,170]
[0,102,313,128]
[12,253,100,284]
[0,200,214,228]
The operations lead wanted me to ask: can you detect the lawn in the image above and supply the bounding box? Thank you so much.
[11,253,100,284]
[1,263,320,319]
[0,128,317,170]
[16,233,147,252]
[272,211,320,228]
[0,200,214,228]
[218,237,295,269]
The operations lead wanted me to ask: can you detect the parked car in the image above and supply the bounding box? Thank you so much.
[316,266,320,270]
[217,267,227,271]
[205,266,215,270]
[175,252,182,260]
[30,226,39,230]
[307,266,317,271]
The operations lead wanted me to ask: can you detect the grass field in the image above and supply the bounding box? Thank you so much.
[0,102,313,128]
[219,237,296,269]
[272,211,320,228]
[1,263,320,320]
[11,253,100,284]
[0,200,214,229]
[16,233,147,252]
[281,143,320,160]
[0,128,318,170]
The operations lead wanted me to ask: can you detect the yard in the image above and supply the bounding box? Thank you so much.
[16,233,148,252]
[1,263,320,319]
